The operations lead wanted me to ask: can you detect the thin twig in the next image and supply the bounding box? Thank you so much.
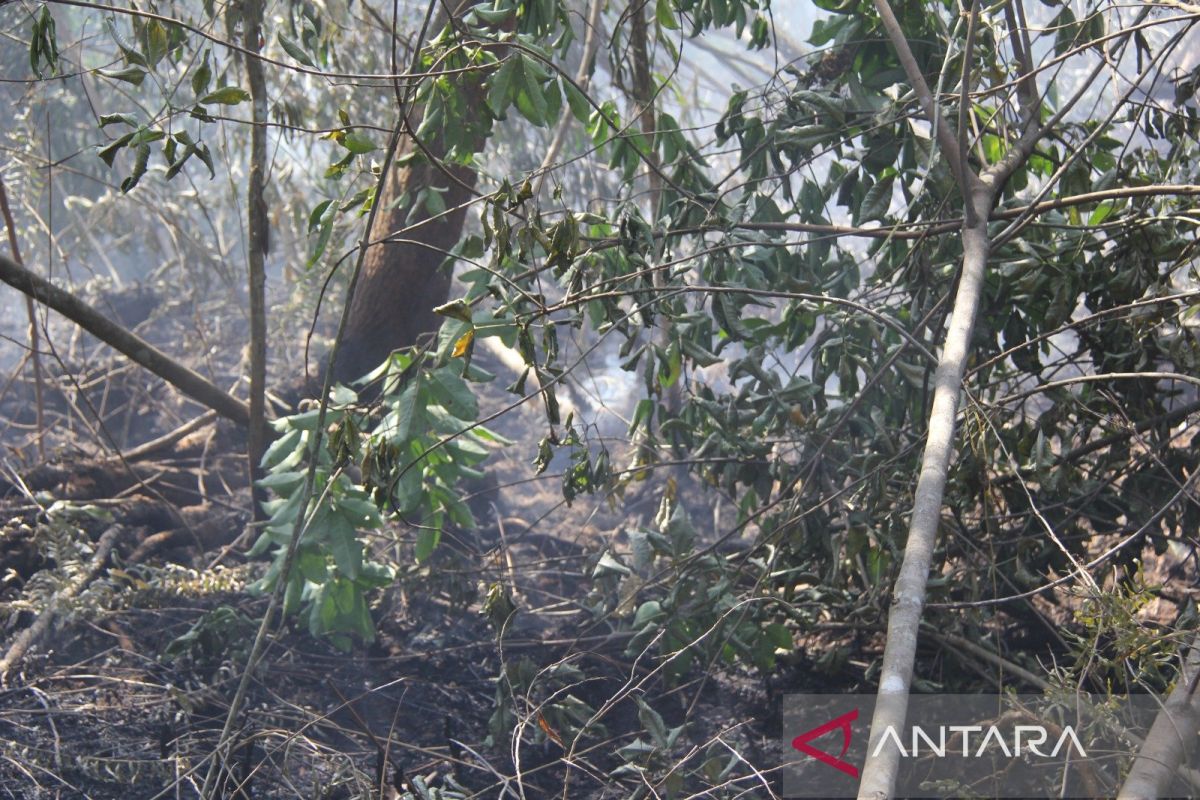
[536,0,604,195]
[0,178,46,460]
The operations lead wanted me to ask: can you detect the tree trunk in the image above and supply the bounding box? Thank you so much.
[331,12,496,386]
[331,142,478,384]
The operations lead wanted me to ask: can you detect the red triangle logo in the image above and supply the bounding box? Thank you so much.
[791,708,860,778]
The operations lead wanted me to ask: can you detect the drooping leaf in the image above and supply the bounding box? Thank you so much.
[97,66,147,85]
[858,175,894,223]
[198,86,250,105]
[278,32,315,66]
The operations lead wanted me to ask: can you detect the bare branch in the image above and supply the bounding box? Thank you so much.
[0,525,123,683]
[0,253,250,425]
[1003,0,1037,118]
[959,0,981,221]
[734,183,1200,240]
[0,177,45,460]
[873,0,974,189]
[986,4,1159,189]
[537,0,604,193]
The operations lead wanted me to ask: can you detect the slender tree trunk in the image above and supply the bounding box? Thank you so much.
[243,0,269,515]
[0,180,45,461]
[857,4,1190,794]
[857,189,993,799]
[629,3,682,418]
[1118,635,1200,799]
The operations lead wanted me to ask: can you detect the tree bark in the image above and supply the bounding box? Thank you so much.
[857,189,993,799]
[243,0,269,515]
[1118,635,1200,799]
[331,140,476,384]
[330,23,501,385]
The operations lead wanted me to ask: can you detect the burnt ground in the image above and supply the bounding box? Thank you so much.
[0,282,849,799]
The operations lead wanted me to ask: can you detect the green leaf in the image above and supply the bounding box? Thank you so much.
[858,175,894,223]
[329,529,362,580]
[191,52,212,96]
[656,0,679,30]
[429,367,478,419]
[422,186,446,216]
[307,214,334,267]
[1054,7,1078,56]
[714,292,751,340]
[341,131,377,154]
[30,7,59,78]
[487,58,517,117]
[637,697,669,749]
[97,66,147,86]
[284,573,304,615]
[765,622,792,650]
[387,381,420,444]
[307,199,333,233]
[98,113,139,128]
[106,17,148,68]
[144,20,169,67]
[314,586,336,633]
[633,600,664,628]
[324,150,354,181]
[164,145,196,180]
[340,188,372,214]
[1088,201,1115,226]
[514,56,549,127]
[194,142,215,177]
[256,470,304,492]
[710,0,731,26]
[199,86,250,105]
[261,428,302,468]
[472,4,516,24]
[593,550,632,577]
[680,336,722,367]
[129,127,165,145]
[750,14,770,48]
[562,78,591,123]
[616,739,657,762]
[433,299,474,323]
[415,526,441,563]
[120,142,151,193]
[297,550,329,583]
[278,32,315,67]
[391,465,423,515]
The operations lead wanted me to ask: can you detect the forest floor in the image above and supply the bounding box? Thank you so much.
[0,282,850,799]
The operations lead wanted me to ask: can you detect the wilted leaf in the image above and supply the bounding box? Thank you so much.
[199,86,250,105]
[452,329,475,358]
[97,66,147,85]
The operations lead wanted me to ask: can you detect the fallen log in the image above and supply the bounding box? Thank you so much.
[0,253,249,425]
